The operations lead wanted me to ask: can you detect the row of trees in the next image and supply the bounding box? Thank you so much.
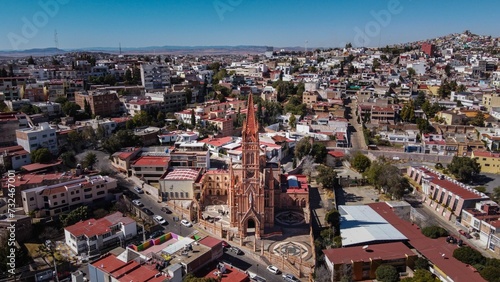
[453,246,500,282]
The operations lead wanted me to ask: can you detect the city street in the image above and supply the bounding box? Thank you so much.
[220,251,284,282]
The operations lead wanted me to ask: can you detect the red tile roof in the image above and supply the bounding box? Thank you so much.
[368,202,486,282]
[133,156,170,167]
[91,253,166,282]
[473,150,500,158]
[21,161,62,172]
[328,150,345,158]
[65,212,134,238]
[200,136,233,147]
[323,242,414,264]
[199,236,223,248]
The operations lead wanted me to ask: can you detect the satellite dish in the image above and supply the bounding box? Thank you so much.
[362,245,369,250]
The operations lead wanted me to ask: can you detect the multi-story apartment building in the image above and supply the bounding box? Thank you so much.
[302,91,319,107]
[482,93,500,111]
[131,156,170,184]
[0,145,31,170]
[64,212,137,255]
[370,105,396,124]
[21,175,118,217]
[32,101,62,117]
[170,142,210,169]
[471,151,500,174]
[124,98,164,116]
[140,64,171,90]
[75,91,121,117]
[16,122,58,154]
[407,166,489,220]
[0,112,28,146]
[205,117,234,137]
[460,201,500,254]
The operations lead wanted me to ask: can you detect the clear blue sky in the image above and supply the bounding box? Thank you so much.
[1,0,499,50]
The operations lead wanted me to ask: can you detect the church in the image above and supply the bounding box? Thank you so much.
[197,94,310,239]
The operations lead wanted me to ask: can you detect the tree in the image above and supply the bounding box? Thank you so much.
[62,101,81,117]
[351,152,371,173]
[492,186,500,203]
[416,118,433,134]
[314,264,332,282]
[82,152,97,169]
[60,206,89,227]
[325,209,341,234]
[60,151,77,168]
[27,56,35,65]
[414,257,430,270]
[447,156,481,183]
[54,96,68,104]
[289,114,297,129]
[421,226,448,238]
[185,88,193,104]
[132,110,151,127]
[311,143,327,164]
[183,273,219,282]
[301,155,315,181]
[0,233,30,273]
[376,264,400,282]
[316,165,337,189]
[407,67,416,78]
[364,161,409,199]
[469,111,485,126]
[190,109,196,127]
[480,266,500,282]
[294,137,312,161]
[402,269,438,282]
[31,148,52,163]
[453,246,486,265]
[102,130,142,154]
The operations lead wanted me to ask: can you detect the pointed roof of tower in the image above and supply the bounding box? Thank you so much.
[243,94,258,137]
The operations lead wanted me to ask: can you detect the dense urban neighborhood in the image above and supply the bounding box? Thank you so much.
[1,30,500,282]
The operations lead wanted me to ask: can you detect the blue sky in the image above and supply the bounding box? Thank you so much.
[1,0,499,50]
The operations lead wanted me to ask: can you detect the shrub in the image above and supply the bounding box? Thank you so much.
[375,264,400,282]
[480,266,500,282]
[421,226,448,239]
[453,246,486,265]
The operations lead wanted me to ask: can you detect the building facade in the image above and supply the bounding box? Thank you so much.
[15,122,58,154]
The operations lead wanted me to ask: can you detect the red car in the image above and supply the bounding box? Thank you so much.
[458,229,473,239]
[222,241,230,248]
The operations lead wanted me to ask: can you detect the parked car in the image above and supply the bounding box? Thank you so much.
[134,187,144,194]
[161,207,172,214]
[181,219,192,227]
[251,276,266,282]
[132,200,144,207]
[458,229,473,239]
[267,265,280,274]
[142,208,153,215]
[282,273,299,281]
[149,230,164,239]
[153,215,167,225]
[221,241,230,248]
[229,247,243,255]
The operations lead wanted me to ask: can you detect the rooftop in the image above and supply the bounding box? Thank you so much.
[323,242,414,265]
[338,205,408,247]
[161,169,200,181]
[133,156,170,167]
[65,212,135,238]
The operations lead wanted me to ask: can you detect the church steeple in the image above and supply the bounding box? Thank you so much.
[243,94,258,140]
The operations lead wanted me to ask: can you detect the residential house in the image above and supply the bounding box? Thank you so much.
[131,156,170,184]
[471,151,500,174]
[16,122,58,154]
[0,112,28,146]
[75,90,121,117]
[460,201,500,254]
[407,166,489,220]
[0,145,31,170]
[110,147,142,175]
[64,212,137,255]
[21,175,118,218]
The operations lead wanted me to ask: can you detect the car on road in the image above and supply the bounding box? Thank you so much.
[181,219,192,227]
[132,200,144,207]
[134,187,144,194]
[142,208,154,216]
[267,265,280,274]
[149,230,164,239]
[251,276,266,282]
[221,241,230,248]
[228,247,243,255]
[153,215,167,225]
[161,207,172,214]
[458,229,473,239]
[282,273,299,281]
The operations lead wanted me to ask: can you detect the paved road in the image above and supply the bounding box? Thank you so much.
[221,251,284,282]
[346,98,367,150]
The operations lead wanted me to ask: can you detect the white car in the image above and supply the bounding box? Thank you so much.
[132,200,143,207]
[134,187,144,194]
[266,265,280,274]
[153,215,167,225]
[181,219,192,227]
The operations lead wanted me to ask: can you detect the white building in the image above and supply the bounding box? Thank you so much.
[140,64,171,90]
[21,175,118,217]
[32,102,62,117]
[64,212,137,255]
[15,122,58,154]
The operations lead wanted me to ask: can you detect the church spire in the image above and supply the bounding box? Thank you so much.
[243,94,258,138]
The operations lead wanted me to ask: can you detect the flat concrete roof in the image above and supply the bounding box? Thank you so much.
[339,205,407,246]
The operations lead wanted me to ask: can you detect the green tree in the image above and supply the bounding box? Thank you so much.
[132,110,151,127]
[0,233,30,273]
[289,114,297,129]
[325,209,341,235]
[351,152,371,173]
[190,109,196,127]
[27,56,35,65]
[364,161,409,199]
[31,148,52,163]
[492,186,500,203]
[469,111,485,126]
[311,143,327,164]
[62,101,81,117]
[54,96,68,104]
[453,246,486,265]
[407,67,416,78]
[480,266,500,282]
[447,156,481,183]
[60,151,77,168]
[316,165,337,189]
[414,257,430,270]
[376,265,400,282]
[82,152,98,169]
[183,273,219,282]
[416,118,433,134]
[185,88,193,104]
[102,130,143,154]
[20,104,41,115]
[402,269,438,282]
[60,206,89,227]
[295,137,312,161]
[421,226,448,239]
